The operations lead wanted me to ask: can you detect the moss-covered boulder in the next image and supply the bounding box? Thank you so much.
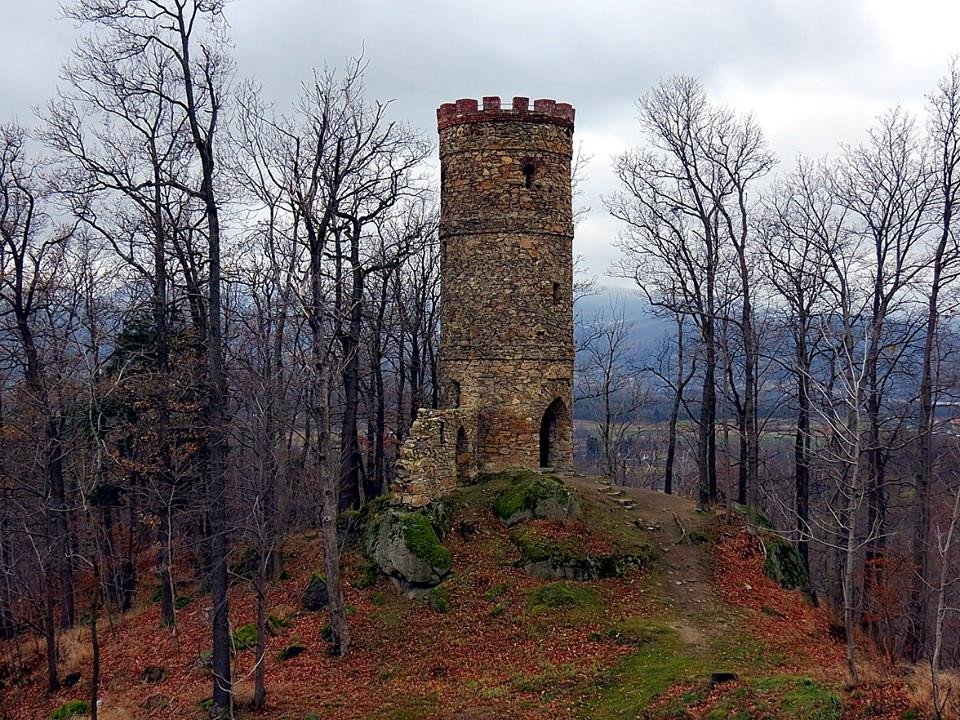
[761,531,808,590]
[364,505,452,590]
[491,472,581,526]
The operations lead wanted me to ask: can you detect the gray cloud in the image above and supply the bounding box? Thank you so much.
[2,0,958,283]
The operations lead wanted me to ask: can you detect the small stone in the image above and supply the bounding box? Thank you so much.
[63,671,81,687]
[710,671,739,685]
[405,494,431,508]
[141,666,165,684]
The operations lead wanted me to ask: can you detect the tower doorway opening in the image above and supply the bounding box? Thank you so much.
[455,426,470,483]
[539,398,567,469]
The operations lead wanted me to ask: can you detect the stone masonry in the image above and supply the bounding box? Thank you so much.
[393,96,576,505]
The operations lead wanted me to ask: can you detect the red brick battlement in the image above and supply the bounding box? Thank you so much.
[437,96,575,130]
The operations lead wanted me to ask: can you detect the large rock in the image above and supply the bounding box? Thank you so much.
[510,526,651,581]
[365,506,452,590]
[301,574,329,611]
[491,472,581,526]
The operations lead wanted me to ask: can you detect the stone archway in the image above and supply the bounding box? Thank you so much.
[455,425,470,483]
[539,398,568,469]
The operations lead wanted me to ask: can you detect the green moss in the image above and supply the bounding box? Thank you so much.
[509,525,653,580]
[491,472,573,523]
[426,585,451,613]
[762,532,809,590]
[400,514,452,571]
[231,622,259,651]
[483,582,509,602]
[589,623,699,718]
[268,613,292,630]
[604,618,677,647]
[50,700,89,719]
[351,563,379,590]
[690,529,713,544]
[527,582,600,613]
[730,502,774,530]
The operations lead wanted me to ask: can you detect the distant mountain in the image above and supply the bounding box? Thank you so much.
[574,287,671,349]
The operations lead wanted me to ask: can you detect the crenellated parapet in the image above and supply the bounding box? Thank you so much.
[437,96,575,130]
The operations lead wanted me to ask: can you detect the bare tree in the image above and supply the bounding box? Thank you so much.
[910,60,960,659]
[576,302,645,482]
[760,158,837,574]
[0,125,77,687]
[834,107,933,641]
[610,77,729,509]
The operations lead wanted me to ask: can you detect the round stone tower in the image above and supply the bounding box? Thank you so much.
[437,96,575,473]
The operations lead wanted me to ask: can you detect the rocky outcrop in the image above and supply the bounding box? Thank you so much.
[301,574,329,611]
[364,505,452,591]
[491,471,581,526]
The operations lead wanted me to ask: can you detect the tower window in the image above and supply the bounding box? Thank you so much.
[523,163,536,189]
[552,282,560,304]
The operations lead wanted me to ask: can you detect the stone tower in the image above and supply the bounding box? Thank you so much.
[437,96,575,472]
[392,96,575,505]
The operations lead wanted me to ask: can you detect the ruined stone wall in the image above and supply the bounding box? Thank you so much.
[393,407,478,506]
[438,97,575,473]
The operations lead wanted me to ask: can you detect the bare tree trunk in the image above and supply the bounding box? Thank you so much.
[699,316,717,510]
[253,565,266,709]
[89,558,101,720]
[44,569,59,692]
[795,360,811,574]
[317,363,350,654]
[338,225,365,510]
[930,485,960,718]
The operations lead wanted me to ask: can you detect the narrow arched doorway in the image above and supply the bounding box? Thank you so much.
[455,425,470,484]
[539,398,567,469]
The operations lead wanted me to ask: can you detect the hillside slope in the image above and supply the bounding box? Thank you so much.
[1,473,919,719]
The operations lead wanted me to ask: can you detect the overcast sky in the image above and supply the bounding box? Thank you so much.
[3,0,960,285]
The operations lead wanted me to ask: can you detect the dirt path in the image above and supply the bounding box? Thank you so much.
[568,475,720,646]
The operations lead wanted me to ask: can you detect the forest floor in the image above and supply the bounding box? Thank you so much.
[0,473,922,720]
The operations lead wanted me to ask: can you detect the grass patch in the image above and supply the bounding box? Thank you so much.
[231,622,258,651]
[527,582,600,614]
[483,582,509,602]
[589,623,701,718]
[602,618,677,647]
[374,691,441,720]
[706,675,843,719]
[425,585,451,613]
[50,700,89,719]
[351,562,379,590]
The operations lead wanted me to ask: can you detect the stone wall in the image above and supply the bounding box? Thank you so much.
[391,96,575,506]
[393,407,478,506]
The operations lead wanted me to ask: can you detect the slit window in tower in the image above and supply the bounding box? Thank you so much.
[552,282,560,304]
[523,163,535,189]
